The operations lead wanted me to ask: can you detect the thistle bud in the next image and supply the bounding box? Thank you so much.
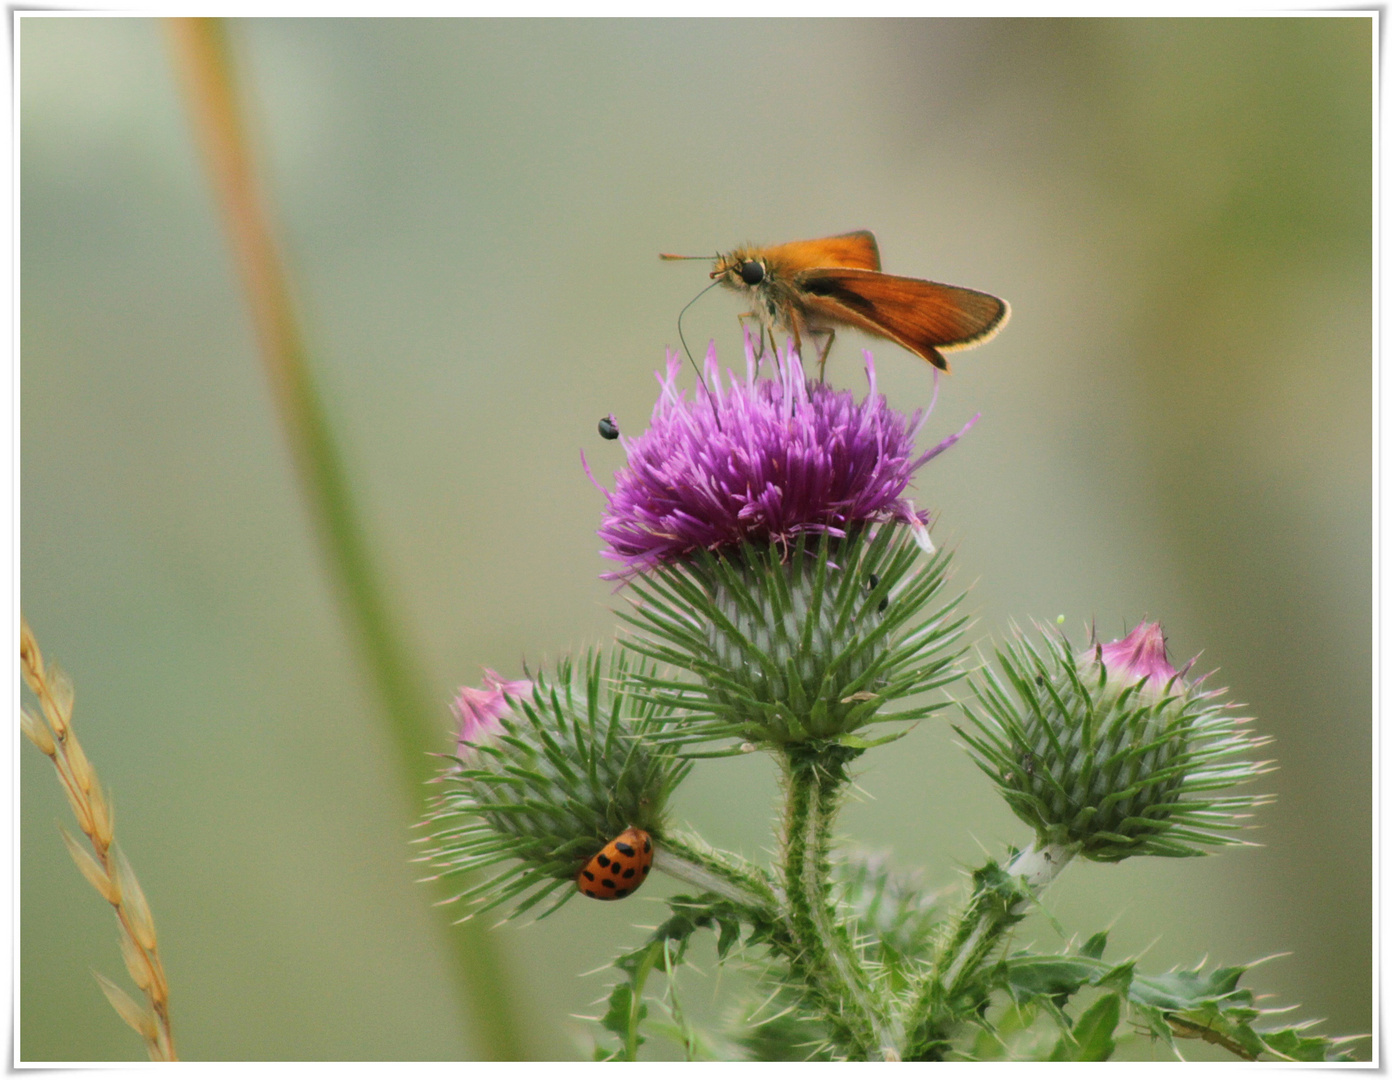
[957,622,1271,862]
[424,649,690,918]
[451,669,533,756]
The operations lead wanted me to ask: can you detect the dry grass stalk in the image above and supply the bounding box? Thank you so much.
[20,617,177,1061]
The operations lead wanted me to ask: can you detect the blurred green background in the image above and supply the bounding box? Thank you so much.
[21,17,1370,1061]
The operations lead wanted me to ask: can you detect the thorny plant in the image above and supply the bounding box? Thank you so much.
[426,336,1363,1062]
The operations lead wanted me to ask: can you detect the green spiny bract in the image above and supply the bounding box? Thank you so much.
[619,524,968,750]
[956,624,1272,862]
[423,649,690,919]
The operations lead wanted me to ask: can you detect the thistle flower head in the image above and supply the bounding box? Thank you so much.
[590,336,973,578]
[452,669,533,754]
[1096,621,1180,693]
[424,650,689,919]
[601,338,974,750]
[958,621,1272,862]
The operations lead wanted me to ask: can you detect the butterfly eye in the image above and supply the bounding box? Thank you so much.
[739,260,766,286]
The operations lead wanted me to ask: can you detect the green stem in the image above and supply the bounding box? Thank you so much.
[779,749,888,1060]
[622,943,664,1062]
[810,762,900,1060]
[902,841,1075,1060]
[164,19,526,1059]
[653,833,780,915]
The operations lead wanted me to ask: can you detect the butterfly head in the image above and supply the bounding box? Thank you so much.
[712,248,768,289]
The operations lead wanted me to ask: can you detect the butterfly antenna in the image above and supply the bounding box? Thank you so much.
[675,279,723,429]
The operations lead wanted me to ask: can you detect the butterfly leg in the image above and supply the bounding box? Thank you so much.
[737,311,769,359]
[814,328,836,382]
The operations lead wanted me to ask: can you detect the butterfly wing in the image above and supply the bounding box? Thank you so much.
[764,231,882,274]
[796,267,1009,370]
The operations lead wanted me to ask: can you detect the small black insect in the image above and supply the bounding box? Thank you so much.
[866,572,888,614]
[598,414,620,440]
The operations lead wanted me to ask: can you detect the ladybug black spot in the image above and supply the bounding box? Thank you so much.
[615,888,629,898]
[596,853,611,868]
[623,868,635,879]
[643,838,652,853]
[601,878,616,889]
[615,842,635,857]
[582,870,595,881]
[583,888,597,898]
[641,864,650,875]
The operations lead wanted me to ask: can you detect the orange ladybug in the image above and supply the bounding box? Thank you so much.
[577,827,653,900]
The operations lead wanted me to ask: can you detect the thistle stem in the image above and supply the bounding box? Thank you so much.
[779,750,890,1060]
[1008,841,1075,894]
[652,836,778,914]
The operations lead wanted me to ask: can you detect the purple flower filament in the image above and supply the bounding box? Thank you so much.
[592,334,975,578]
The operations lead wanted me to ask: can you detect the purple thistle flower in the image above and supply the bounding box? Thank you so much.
[586,335,976,578]
[1097,621,1186,692]
[452,670,533,755]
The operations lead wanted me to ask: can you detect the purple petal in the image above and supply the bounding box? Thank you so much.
[591,341,974,578]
